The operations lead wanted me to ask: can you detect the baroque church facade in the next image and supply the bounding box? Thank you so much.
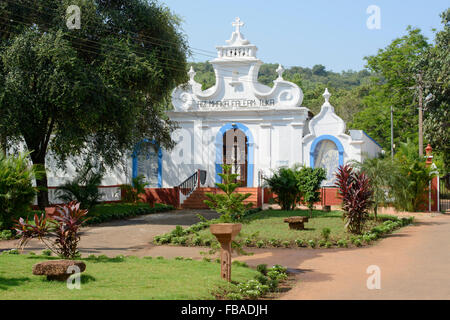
[45,18,381,203]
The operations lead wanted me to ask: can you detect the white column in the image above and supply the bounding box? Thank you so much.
[290,122,304,166]
[259,123,272,173]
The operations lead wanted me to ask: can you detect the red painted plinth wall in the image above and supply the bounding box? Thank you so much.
[429,176,439,212]
[141,188,180,208]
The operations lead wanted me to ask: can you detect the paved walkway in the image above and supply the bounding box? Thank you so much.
[235,213,450,300]
[1,209,449,299]
[0,209,220,258]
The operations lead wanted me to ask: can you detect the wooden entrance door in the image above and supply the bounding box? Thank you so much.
[223,128,248,186]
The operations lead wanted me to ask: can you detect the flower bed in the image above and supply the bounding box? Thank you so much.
[153,209,413,249]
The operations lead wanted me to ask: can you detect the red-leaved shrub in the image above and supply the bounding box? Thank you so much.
[14,201,89,259]
[335,165,373,234]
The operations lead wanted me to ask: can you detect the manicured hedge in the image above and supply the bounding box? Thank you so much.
[86,203,174,225]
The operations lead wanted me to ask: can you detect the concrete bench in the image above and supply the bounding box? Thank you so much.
[283,216,309,230]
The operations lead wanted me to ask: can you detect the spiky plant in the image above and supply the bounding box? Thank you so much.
[204,164,252,222]
[335,165,374,234]
[15,202,89,259]
[264,167,300,211]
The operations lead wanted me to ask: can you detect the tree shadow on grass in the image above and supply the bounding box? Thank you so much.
[0,276,30,290]
[26,255,58,260]
[81,274,96,284]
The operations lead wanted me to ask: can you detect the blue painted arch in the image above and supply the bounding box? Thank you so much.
[310,135,344,169]
[132,139,162,188]
[215,123,254,187]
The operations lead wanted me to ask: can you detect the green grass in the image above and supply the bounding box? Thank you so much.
[0,253,258,300]
[182,209,390,246]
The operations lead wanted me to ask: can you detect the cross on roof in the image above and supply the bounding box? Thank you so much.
[232,17,244,34]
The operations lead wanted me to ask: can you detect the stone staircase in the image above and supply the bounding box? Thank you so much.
[181,187,260,209]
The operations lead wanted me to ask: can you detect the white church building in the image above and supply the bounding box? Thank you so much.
[45,18,381,204]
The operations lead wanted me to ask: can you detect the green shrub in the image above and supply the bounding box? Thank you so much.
[226,293,243,300]
[256,240,265,248]
[192,237,202,246]
[254,274,269,285]
[41,249,52,256]
[256,264,268,275]
[267,279,279,291]
[263,167,300,211]
[267,269,287,281]
[337,239,348,248]
[171,225,186,237]
[296,166,327,217]
[56,162,104,210]
[120,175,148,204]
[271,264,288,274]
[325,241,333,248]
[8,249,19,254]
[308,239,316,248]
[0,153,42,231]
[321,227,331,241]
[353,239,362,247]
[203,239,212,246]
[282,240,290,248]
[362,234,372,244]
[244,238,253,246]
[318,240,327,247]
[0,230,13,240]
[202,257,211,262]
[238,279,269,298]
[295,239,304,247]
[269,238,280,247]
[204,164,253,222]
[178,237,187,245]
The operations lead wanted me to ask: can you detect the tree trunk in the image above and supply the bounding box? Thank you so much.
[30,153,49,209]
[0,134,6,157]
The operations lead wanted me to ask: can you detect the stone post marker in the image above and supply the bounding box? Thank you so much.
[210,223,242,282]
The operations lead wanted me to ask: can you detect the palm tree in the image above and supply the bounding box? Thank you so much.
[351,155,398,220]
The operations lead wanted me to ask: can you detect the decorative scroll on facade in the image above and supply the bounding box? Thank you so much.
[171,17,303,112]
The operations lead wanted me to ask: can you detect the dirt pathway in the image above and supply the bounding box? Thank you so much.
[235,214,450,300]
[2,209,449,299]
[0,209,219,258]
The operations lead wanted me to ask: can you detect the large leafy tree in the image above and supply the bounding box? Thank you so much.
[350,27,430,151]
[422,9,450,168]
[0,0,189,207]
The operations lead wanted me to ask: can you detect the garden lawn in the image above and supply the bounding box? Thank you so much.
[0,254,258,300]
[187,209,387,245]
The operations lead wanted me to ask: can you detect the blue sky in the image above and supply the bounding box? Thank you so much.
[161,0,448,72]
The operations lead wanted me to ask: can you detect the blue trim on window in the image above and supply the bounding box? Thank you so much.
[132,139,162,188]
[215,123,254,187]
[310,135,344,168]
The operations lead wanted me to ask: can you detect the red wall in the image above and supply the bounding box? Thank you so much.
[320,187,342,206]
[142,188,180,208]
